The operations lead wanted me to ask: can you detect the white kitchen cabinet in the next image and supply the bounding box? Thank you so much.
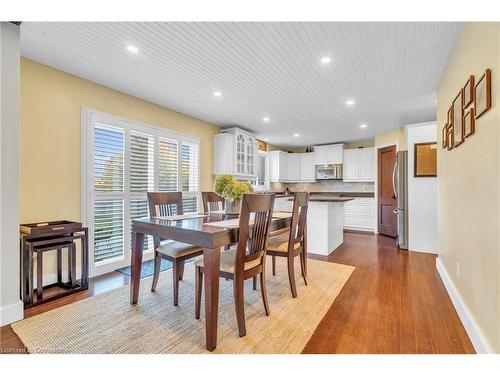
[342,147,374,182]
[299,152,316,182]
[286,153,301,182]
[213,127,256,179]
[269,151,302,182]
[269,151,288,182]
[274,196,294,212]
[343,197,375,232]
[313,144,344,165]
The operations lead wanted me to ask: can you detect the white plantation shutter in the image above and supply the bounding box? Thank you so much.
[94,125,124,192]
[93,199,124,262]
[129,131,155,252]
[130,199,153,251]
[181,141,199,213]
[85,110,200,275]
[158,137,178,192]
[93,124,125,263]
[130,131,154,193]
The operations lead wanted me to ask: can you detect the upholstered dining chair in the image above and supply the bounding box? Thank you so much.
[147,192,204,306]
[201,191,225,213]
[266,192,309,298]
[194,193,275,337]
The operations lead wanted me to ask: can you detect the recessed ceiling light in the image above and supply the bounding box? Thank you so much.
[293,133,300,137]
[213,91,222,97]
[262,117,270,123]
[264,138,269,141]
[126,45,138,53]
[320,56,331,64]
[360,124,368,129]
[345,100,355,106]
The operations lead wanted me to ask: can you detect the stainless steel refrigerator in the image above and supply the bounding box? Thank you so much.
[394,150,408,250]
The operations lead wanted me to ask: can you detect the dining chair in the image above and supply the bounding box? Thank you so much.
[194,193,275,337]
[201,191,225,213]
[147,192,204,306]
[266,192,309,298]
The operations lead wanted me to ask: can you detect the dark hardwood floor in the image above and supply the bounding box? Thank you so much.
[0,231,474,354]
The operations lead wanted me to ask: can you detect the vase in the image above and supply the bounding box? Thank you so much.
[225,198,241,215]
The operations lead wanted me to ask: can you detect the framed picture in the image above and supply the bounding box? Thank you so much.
[442,124,448,149]
[447,125,453,150]
[414,142,437,177]
[475,68,492,119]
[463,75,474,108]
[463,107,475,138]
[447,106,452,125]
[452,90,464,147]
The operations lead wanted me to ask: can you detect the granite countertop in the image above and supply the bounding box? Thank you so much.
[286,194,355,203]
[271,191,374,198]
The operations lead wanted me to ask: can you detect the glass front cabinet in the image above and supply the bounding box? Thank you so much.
[213,127,257,179]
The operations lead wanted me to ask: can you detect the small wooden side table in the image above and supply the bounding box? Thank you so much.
[20,220,89,308]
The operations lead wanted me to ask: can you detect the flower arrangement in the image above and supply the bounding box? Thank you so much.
[214,175,253,203]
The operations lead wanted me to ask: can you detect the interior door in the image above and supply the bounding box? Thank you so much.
[377,145,397,237]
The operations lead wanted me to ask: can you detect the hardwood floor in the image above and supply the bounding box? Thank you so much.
[0,232,474,354]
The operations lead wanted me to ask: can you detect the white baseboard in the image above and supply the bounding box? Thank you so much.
[436,257,493,353]
[0,299,23,326]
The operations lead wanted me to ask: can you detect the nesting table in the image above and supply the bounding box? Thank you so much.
[20,220,89,308]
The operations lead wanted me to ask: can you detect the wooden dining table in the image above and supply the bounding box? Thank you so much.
[129,212,294,351]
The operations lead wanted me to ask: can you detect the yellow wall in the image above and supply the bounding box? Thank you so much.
[344,139,375,149]
[20,58,220,224]
[437,23,500,352]
[374,127,407,150]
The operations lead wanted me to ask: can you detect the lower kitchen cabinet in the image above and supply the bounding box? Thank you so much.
[274,196,293,212]
[343,197,375,232]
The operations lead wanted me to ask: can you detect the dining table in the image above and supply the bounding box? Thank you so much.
[129,211,296,351]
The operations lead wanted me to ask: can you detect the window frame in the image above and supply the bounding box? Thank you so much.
[81,108,201,277]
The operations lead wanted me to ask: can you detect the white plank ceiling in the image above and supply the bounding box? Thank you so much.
[20,22,461,147]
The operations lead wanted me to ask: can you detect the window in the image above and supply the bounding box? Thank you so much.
[82,109,200,276]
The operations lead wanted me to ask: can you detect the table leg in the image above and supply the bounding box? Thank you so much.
[36,249,43,301]
[57,248,62,284]
[81,228,89,288]
[130,231,145,304]
[69,243,77,287]
[203,247,221,351]
[303,221,308,277]
[28,244,33,304]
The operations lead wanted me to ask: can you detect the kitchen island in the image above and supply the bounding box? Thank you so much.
[288,194,354,255]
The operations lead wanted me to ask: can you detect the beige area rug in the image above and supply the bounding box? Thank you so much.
[12,258,354,354]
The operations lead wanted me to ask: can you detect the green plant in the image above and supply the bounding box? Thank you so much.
[214,175,253,203]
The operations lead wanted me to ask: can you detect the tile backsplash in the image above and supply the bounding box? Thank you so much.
[270,181,374,193]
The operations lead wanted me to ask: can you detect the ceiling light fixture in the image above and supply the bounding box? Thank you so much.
[264,138,269,141]
[320,56,331,64]
[213,91,222,97]
[126,45,139,53]
[360,124,368,129]
[262,117,270,123]
[345,100,355,106]
[293,133,300,138]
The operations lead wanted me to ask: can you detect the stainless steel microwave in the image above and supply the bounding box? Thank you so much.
[315,164,343,180]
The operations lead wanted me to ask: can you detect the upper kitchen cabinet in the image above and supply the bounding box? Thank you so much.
[269,150,287,182]
[299,152,316,182]
[286,153,301,182]
[313,144,344,165]
[213,127,256,179]
[343,147,375,182]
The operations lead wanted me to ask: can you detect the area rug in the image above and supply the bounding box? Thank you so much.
[11,258,354,354]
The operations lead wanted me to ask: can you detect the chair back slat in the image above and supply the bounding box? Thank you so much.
[235,194,275,275]
[147,192,184,247]
[201,192,225,213]
[288,192,309,253]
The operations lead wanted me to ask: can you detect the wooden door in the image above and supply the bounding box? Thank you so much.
[377,145,397,237]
